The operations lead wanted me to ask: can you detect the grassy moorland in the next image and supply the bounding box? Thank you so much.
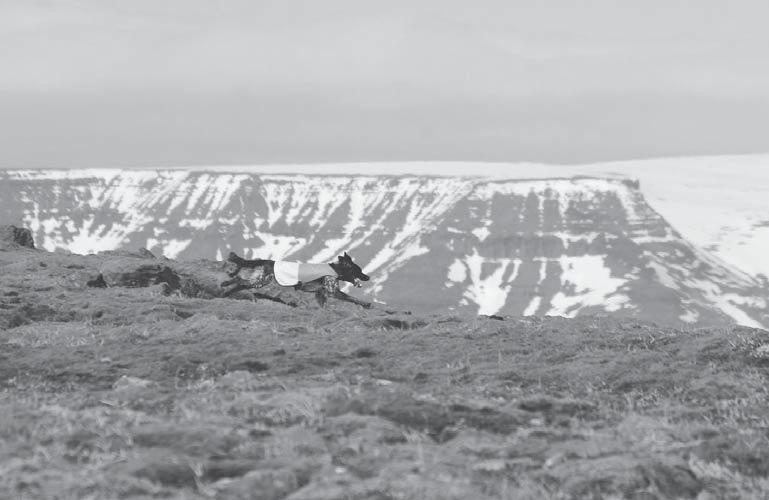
[2,245,769,499]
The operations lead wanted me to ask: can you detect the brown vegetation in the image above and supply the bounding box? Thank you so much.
[2,244,769,499]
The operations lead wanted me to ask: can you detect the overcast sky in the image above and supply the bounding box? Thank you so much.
[2,0,768,168]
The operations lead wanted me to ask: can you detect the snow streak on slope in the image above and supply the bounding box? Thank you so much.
[363,178,474,295]
[451,250,521,316]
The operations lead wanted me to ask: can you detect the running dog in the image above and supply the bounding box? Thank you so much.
[220,252,372,309]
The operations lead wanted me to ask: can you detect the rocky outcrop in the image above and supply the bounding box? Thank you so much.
[0,225,35,249]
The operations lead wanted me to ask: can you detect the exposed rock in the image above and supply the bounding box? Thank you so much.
[103,264,181,293]
[137,248,156,259]
[86,273,108,288]
[0,225,35,249]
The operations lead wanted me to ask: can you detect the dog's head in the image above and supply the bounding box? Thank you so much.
[336,252,369,287]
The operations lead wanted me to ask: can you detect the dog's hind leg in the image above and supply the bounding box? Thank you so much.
[223,270,273,297]
[223,284,253,298]
[333,290,372,309]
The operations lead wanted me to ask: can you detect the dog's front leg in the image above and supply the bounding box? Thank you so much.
[315,288,329,308]
[333,289,372,309]
[312,275,338,308]
[221,276,241,288]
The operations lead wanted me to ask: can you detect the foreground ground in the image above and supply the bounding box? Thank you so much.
[2,245,769,499]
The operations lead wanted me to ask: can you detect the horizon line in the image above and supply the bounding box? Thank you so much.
[2,151,768,170]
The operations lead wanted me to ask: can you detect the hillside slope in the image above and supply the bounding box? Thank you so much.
[2,245,769,499]
[179,155,769,281]
[0,170,767,327]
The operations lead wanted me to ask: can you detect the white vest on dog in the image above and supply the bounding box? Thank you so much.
[274,261,300,286]
[274,261,336,286]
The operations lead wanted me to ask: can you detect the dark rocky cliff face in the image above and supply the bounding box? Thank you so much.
[1,170,766,327]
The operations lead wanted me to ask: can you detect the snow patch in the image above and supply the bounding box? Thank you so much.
[447,259,467,283]
[163,239,192,259]
[548,255,629,316]
[472,226,491,242]
[248,232,308,260]
[456,249,520,316]
[680,309,700,323]
[524,296,541,316]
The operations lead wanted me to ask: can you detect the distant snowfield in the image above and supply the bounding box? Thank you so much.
[193,154,769,280]
[594,157,769,282]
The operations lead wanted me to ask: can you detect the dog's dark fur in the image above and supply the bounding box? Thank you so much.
[220,252,372,309]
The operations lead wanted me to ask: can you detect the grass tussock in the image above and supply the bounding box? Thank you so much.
[2,247,769,499]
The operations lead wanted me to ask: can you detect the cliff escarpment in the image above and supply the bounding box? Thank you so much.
[1,170,766,327]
